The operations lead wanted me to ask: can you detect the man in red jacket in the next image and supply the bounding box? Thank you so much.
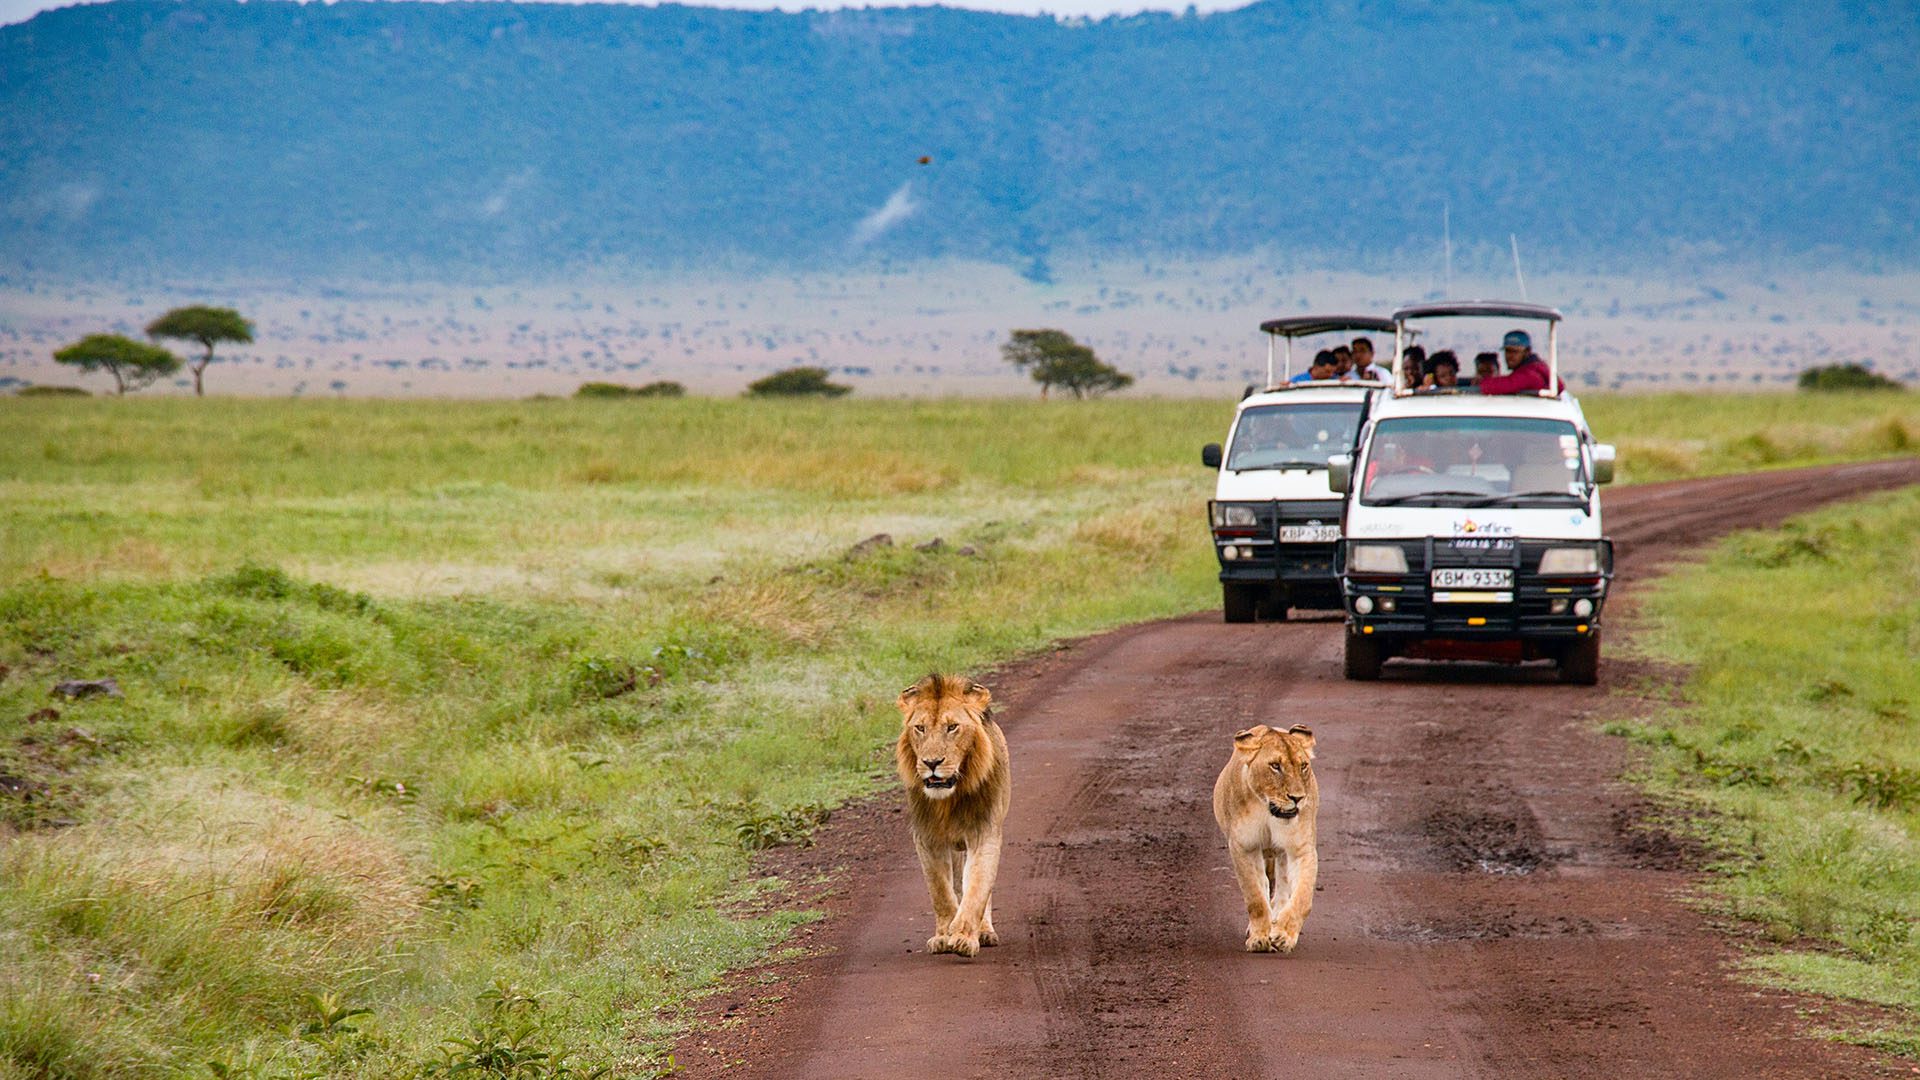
[1478,329,1563,395]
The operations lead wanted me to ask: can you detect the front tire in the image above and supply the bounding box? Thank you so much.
[1223,584,1259,624]
[1560,631,1601,685]
[1344,629,1383,680]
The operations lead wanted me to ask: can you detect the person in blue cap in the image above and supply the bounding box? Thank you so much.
[1477,329,1561,394]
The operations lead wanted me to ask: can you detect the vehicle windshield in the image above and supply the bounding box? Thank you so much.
[1360,416,1589,505]
[1225,402,1364,471]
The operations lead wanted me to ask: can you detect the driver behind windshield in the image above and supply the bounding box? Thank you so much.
[1225,403,1361,471]
[1361,418,1587,503]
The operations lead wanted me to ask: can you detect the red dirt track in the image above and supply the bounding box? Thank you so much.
[676,459,1920,1079]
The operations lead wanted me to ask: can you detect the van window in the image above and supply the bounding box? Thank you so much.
[1226,403,1363,471]
[1360,416,1587,505]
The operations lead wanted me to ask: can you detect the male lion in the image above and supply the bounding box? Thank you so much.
[1212,723,1318,953]
[895,673,1010,957]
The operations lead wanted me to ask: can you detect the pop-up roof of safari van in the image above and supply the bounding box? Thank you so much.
[1390,300,1564,398]
[1257,315,1398,389]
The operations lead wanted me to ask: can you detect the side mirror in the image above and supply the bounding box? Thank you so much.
[1201,443,1222,469]
[1327,454,1352,493]
[1591,443,1616,485]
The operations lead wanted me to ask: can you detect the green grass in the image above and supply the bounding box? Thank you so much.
[1582,390,1919,483]
[1616,485,1920,1054]
[0,391,1916,1077]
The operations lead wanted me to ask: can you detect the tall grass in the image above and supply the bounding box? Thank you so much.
[1618,486,1920,1054]
[1581,391,1919,483]
[1,392,1915,1076]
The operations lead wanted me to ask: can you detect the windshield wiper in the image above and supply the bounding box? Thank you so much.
[1364,490,1493,506]
[1464,490,1589,506]
[1234,460,1326,472]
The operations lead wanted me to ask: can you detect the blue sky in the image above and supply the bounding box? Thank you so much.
[1,0,1246,27]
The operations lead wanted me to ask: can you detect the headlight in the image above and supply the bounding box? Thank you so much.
[1348,543,1409,574]
[1211,504,1259,528]
[1538,546,1601,575]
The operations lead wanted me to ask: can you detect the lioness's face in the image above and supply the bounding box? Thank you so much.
[1234,724,1316,819]
[897,675,992,801]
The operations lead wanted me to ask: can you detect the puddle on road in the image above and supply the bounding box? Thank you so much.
[1419,804,1553,875]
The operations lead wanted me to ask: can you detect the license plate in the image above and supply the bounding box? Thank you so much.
[1431,568,1513,590]
[1279,524,1340,543]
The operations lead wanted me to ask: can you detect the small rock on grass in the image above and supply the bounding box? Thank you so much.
[915,537,947,553]
[846,533,894,559]
[50,678,122,700]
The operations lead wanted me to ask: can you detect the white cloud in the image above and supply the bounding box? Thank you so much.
[849,180,918,248]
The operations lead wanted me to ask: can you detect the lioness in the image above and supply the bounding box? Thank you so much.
[1212,723,1318,953]
[895,673,1010,957]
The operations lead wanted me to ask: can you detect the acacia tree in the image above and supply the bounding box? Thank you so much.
[146,305,253,397]
[1001,329,1134,399]
[52,334,182,395]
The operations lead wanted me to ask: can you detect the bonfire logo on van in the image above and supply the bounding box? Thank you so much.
[1452,518,1514,537]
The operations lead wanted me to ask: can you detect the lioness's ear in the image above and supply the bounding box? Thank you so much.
[1232,725,1271,753]
[1287,724,1316,758]
[963,680,992,711]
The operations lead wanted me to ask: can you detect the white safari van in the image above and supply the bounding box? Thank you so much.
[1202,316,1394,622]
[1329,302,1617,683]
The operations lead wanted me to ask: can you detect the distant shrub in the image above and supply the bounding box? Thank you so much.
[1798,363,1903,391]
[15,385,90,397]
[575,380,686,399]
[746,367,850,398]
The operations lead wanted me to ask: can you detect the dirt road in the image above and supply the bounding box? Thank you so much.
[675,459,1920,1079]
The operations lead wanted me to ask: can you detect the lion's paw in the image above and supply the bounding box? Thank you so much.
[927,934,954,954]
[978,925,1001,947]
[1270,923,1301,954]
[1244,928,1274,952]
[946,932,981,957]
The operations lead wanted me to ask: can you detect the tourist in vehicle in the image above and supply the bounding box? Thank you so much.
[1471,351,1498,387]
[1478,330,1562,395]
[1290,349,1338,383]
[1421,350,1460,389]
[1331,345,1355,380]
[1400,344,1427,390]
[1351,337,1386,382]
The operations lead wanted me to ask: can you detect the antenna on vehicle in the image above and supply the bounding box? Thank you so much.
[1443,201,1453,297]
[1510,234,1528,301]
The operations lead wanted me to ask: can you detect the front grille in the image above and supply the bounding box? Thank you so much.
[1343,537,1613,633]
[1274,500,1343,524]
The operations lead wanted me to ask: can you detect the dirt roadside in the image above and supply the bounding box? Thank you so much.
[670,458,1920,1079]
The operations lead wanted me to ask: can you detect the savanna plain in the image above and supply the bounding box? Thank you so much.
[2,392,1917,1078]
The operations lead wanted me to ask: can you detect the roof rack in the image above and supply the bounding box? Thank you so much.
[1389,299,1564,400]
[1391,300,1562,323]
[1258,314,1397,386]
